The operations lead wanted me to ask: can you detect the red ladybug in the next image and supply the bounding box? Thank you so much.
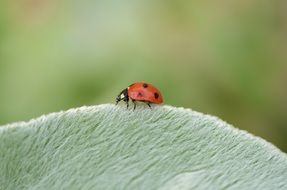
[116,82,163,110]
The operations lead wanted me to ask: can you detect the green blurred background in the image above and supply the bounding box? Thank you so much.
[0,0,286,151]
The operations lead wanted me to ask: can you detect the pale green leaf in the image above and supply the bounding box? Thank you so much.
[1,104,286,190]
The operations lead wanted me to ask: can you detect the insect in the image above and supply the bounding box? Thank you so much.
[116,82,163,110]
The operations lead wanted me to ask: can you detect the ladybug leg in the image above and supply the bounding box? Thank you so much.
[125,99,129,109]
[146,102,152,109]
[124,97,129,109]
[132,99,136,110]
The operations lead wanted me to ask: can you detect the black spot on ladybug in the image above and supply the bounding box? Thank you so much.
[154,92,159,99]
[143,83,148,88]
[138,92,143,97]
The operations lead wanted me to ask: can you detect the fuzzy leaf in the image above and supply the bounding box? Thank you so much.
[0,104,287,190]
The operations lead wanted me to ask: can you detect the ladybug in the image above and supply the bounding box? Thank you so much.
[116,82,163,110]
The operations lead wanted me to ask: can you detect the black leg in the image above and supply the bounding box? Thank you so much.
[123,96,129,109]
[146,102,152,109]
[124,99,129,109]
[126,101,129,109]
[132,100,136,110]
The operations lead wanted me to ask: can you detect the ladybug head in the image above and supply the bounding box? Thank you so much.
[116,88,128,105]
